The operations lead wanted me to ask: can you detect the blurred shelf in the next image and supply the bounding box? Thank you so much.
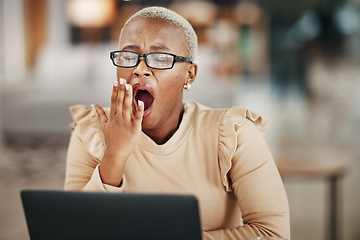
[276,158,347,240]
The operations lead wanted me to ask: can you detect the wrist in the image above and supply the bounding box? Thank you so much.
[102,148,129,166]
[99,151,127,187]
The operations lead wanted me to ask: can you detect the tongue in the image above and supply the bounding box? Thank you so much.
[135,90,154,110]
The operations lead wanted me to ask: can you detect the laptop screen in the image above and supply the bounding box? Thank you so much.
[21,190,202,240]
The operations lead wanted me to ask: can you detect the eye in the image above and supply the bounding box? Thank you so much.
[121,53,137,62]
[152,54,172,63]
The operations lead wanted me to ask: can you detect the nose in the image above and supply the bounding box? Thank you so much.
[133,57,152,78]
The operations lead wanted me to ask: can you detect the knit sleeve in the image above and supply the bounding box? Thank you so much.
[64,105,125,192]
[218,107,268,192]
[69,105,106,161]
[211,107,290,239]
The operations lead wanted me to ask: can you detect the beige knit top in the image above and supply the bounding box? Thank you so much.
[64,101,290,240]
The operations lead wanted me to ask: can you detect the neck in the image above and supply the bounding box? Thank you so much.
[143,105,184,145]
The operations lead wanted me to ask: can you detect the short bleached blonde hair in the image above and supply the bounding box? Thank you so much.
[119,6,198,61]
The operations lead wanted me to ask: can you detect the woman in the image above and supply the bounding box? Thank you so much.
[64,6,290,240]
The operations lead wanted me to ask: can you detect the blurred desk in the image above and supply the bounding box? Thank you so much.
[276,159,346,240]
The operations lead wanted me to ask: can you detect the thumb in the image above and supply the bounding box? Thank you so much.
[91,104,108,132]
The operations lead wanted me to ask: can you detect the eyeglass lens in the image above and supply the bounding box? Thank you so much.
[113,52,174,69]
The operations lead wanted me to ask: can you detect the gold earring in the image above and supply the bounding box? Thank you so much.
[184,83,191,91]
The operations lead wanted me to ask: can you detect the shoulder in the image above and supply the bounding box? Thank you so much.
[217,106,269,191]
[69,105,109,160]
[69,105,110,129]
[220,107,269,137]
[69,105,96,130]
[183,101,226,128]
[183,101,268,135]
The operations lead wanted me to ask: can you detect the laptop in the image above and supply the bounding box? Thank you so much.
[21,190,202,240]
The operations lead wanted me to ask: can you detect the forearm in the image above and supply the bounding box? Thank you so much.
[64,129,125,192]
[227,121,290,239]
[98,150,127,187]
[202,220,288,240]
[228,156,290,240]
[64,131,99,191]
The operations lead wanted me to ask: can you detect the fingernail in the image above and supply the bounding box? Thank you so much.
[125,84,129,91]
[91,104,95,110]
[138,100,143,107]
[113,80,118,87]
[119,78,125,85]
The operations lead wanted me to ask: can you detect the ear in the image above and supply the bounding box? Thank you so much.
[184,63,198,85]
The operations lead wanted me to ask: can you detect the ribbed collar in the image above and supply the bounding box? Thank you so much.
[137,102,195,156]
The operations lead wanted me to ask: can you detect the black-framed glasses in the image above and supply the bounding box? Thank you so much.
[110,51,192,70]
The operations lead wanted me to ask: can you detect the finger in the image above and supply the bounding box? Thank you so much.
[116,78,126,116]
[123,83,133,121]
[110,80,119,117]
[91,104,108,132]
[133,100,144,128]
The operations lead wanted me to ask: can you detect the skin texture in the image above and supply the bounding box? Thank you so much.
[92,18,198,186]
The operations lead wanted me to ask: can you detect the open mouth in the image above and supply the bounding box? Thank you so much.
[133,83,154,117]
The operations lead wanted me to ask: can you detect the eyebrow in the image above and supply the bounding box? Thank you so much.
[121,45,139,51]
[121,45,171,52]
[150,45,171,51]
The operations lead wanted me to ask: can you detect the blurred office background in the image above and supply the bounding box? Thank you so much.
[1,0,360,239]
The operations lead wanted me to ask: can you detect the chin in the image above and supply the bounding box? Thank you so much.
[141,114,158,130]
